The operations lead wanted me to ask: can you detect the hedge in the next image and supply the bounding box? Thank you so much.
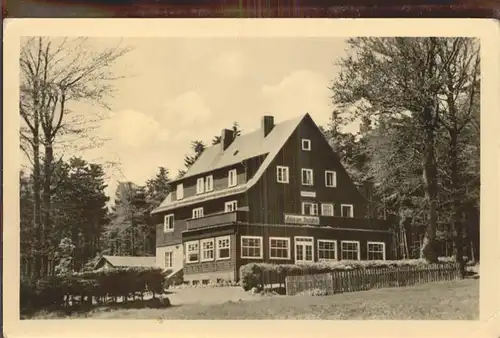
[21,267,167,314]
[239,257,457,291]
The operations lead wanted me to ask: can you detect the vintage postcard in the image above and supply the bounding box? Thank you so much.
[3,18,499,337]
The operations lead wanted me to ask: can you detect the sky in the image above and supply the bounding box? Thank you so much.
[52,37,359,199]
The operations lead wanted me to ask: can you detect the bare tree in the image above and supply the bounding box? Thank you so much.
[20,37,131,277]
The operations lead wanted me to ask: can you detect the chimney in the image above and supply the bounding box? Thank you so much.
[220,128,233,151]
[261,115,274,137]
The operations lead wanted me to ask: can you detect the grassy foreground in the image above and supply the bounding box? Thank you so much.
[35,278,478,320]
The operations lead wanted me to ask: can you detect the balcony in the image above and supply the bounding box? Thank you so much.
[186,210,249,231]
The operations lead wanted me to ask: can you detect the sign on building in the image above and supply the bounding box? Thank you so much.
[300,191,316,198]
[284,214,320,225]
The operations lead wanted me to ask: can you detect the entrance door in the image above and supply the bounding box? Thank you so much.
[295,237,314,263]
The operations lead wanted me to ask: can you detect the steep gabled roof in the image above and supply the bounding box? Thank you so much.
[178,114,304,180]
[94,255,156,269]
[151,114,306,214]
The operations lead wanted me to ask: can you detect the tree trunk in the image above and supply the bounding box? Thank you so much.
[420,106,439,262]
[449,128,466,277]
[42,143,54,276]
[32,104,43,278]
[131,222,135,256]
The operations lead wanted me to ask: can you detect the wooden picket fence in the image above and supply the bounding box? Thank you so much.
[285,263,460,296]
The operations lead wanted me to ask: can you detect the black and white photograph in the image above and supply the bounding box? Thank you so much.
[3,19,498,335]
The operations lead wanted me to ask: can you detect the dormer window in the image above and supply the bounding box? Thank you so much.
[302,139,311,151]
[228,169,237,187]
[176,184,184,200]
[196,178,205,194]
[205,175,214,192]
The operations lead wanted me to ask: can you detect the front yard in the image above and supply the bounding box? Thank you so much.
[34,278,479,320]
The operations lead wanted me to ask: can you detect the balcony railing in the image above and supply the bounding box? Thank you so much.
[186,210,248,231]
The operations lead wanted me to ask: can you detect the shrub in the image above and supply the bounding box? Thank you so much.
[21,267,168,314]
[240,263,264,291]
[239,259,457,291]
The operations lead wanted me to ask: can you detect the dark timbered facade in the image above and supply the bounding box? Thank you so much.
[152,114,393,283]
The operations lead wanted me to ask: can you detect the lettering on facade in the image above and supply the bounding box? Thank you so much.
[284,214,320,225]
[300,191,316,198]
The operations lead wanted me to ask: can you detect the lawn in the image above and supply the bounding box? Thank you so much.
[40,278,478,320]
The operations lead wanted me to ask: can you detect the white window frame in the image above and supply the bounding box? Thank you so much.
[163,214,174,232]
[321,203,334,217]
[216,236,231,260]
[205,175,214,192]
[269,237,291,260]
[302,202,319,216]
[294,236,314,263]
[276,165,289,183]
[367,241,386,261]
[225,200,238,212]
[192,207,204,219]
[317,239,337,261]
[200,238,215,262]
[302,139,311,151]
[325,170,337,188]
[341,204,354,218]
[196,177,205,194]
[185,240,199,263]
[240,236,263,259]
[164,251,174,269]
[301,168,314,186]
[176,184,184,200]
[340,240,360,261]
[228,169,237,187]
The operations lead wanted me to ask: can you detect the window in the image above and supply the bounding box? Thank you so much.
[228,169,237,187]
[269,237,291,260]
[176,184,184,200]
[276,166,289,183]
[205,175,213,192]
[341,204,354,218]
[341,241,360,260]
[321,203,334,216]
[302,139,311,151]
[302,202,318,216]
[186,240,199,263]
[367,242,386,260]
[164,251,174,269]
[301,168,314,185]
[241,236,263,259]
[196,177,205,194]
[163,214,174,232]
[325,170,337,187]
[317,240,337,261]
[192,207,204,219]
[201,238,215,262]
[225,200,238,212]
[216,236,231,260]
[295,237,314,262]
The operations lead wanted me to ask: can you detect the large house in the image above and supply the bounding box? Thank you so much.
[151,113,393,284]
